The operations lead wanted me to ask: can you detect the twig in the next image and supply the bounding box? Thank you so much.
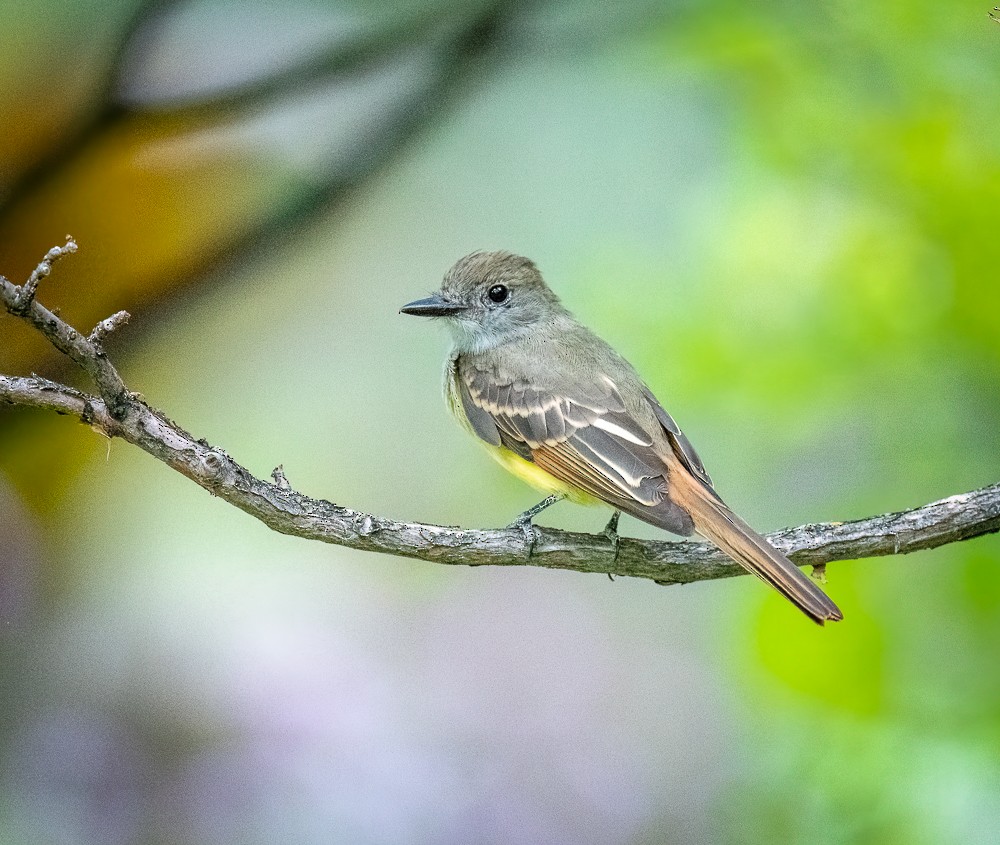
[1,241,130,420]
[2,244,999,589]
[89,310,131,345]
[9,238,77,314]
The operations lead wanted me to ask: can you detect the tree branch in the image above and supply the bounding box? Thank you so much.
[3,243,999,588]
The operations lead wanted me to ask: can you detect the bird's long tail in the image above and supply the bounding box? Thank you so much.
[671,474,843,624]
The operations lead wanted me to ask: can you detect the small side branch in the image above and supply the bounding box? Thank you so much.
[9,238,77,314]
[89,310,130,345]
[2,243,999,587]
[1,238,130,419]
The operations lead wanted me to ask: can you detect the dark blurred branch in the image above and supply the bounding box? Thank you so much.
[0,0,520,228]
[0,0,179,208]
[3,245,1000,591]
[0,1,524,370]
[194,2,521,285]
[130,2,515,117]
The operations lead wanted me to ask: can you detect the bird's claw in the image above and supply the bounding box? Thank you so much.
[505,493,564,559]
[603,510,621,579]
[507,515,540,558]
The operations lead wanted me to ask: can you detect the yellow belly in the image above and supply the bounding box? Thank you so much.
[484,442,598,505]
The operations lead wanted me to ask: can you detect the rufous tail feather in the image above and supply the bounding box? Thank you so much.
[672,474,843,624]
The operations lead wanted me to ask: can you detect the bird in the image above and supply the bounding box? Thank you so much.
[401,251,842,624]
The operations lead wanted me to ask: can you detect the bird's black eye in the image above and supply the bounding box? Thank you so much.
[487,284,509,304]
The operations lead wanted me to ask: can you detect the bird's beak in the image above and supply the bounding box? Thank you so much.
[399,293,466,317]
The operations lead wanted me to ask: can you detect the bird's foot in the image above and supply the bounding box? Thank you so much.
[603,510,621,580]
[506,493,565,559]
[507,514,540,558]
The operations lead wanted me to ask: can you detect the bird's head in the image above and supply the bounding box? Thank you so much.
[401,251,563,352]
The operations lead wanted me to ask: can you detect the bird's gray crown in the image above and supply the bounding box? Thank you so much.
[441,251,554,300]
[436,251,566,352]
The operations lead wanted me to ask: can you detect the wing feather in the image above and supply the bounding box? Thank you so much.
[458,377,501,446]
[454,362,697,534]
[543,403,566,442]
[526,406,549,443]
[639,384,715,491]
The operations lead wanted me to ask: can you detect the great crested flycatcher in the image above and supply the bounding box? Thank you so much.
[401,251,842,624]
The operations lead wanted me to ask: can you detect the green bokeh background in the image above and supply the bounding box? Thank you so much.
[2,2,998,843]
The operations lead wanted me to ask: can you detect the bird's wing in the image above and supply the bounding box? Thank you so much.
[639,384,715,492]
[456,362,697,535]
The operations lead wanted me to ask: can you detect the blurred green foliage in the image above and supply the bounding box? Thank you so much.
[649,3,1000,841]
